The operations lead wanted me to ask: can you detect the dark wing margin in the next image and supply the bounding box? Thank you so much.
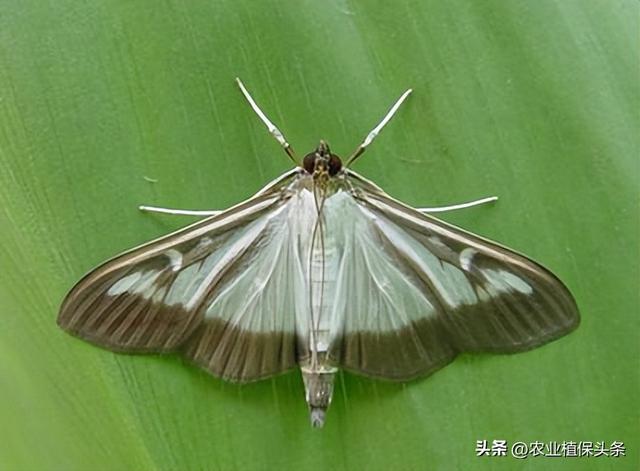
[183,318,297,383]
[329,171,579,381]
[58,169,300,382]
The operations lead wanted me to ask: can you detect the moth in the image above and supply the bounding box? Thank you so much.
[58,78,580,427]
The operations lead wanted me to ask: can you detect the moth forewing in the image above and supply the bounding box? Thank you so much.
[334,173,579,372]
[57,169,300,363]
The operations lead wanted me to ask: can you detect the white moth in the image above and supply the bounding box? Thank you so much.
[58,79,580,427]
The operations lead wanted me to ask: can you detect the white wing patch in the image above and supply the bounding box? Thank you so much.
[202,190,312,334]
[107,269,162,298]
[459,247,477,271]
[185,212,277,310]
[483,268,533,295]
[107,272,142,296]
[370,213,478,308]
[165,249,183,272]
[320,192,436,336]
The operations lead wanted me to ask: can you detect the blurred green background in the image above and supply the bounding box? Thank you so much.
[0,1,638,470]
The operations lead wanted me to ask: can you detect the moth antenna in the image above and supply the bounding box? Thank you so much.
[345,88,412,167]
[235,77,298,165]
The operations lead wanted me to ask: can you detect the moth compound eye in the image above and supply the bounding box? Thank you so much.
[328,155,342,176]
[302,153,316,174]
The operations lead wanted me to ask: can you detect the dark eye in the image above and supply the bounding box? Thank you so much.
[302,153,316,174]
[328,155,342,176]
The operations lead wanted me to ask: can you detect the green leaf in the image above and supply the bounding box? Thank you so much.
[0,1,637,470]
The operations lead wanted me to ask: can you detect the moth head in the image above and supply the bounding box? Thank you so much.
[302,140,343,177]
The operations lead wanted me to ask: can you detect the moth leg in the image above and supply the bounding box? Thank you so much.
[418,196,498,213]
[138,205,221,217]
[345,88,413,167]
[235,77,298,165]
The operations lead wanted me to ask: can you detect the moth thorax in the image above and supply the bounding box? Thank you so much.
[301,365,338,428]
